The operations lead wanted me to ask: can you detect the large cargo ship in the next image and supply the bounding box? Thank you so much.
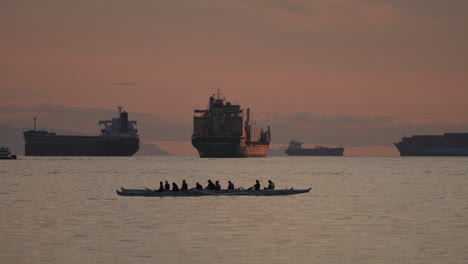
[23,107,139,156]
[191,92,271,158]
[285,140,344,156]
[394,133,468,156]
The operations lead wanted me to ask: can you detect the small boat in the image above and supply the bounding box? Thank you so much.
[117,187,311,197]
[0,146,17,160]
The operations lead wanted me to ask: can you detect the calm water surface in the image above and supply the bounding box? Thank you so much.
[1,156,467,263]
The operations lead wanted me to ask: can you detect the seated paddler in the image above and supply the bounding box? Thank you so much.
[248,180,261,190]
[181,180,188,191]
[267,180,275,190]
[205,180,215,190]
[164,180,170,191]
[227,180,234,191]
[254,180,260,190]
[158,181,164,192]
[172,182,179,192]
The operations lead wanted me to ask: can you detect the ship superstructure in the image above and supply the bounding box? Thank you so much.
[394,133,468,156]
[285,140,344,156]
[23,106,139,156]
[98,106,138,138]
[191,92,271,158]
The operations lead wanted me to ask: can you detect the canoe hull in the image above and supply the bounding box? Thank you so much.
[117,187,311,197]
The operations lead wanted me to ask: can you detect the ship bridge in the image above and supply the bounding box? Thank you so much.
[99,107,138,137]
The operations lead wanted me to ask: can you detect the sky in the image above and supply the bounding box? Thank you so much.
[1,0,467,156]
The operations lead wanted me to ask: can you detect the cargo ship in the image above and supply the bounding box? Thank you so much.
[191,92,271,158]
[285,140,344,156]
[394,133,468,156]
[23,106,139,156]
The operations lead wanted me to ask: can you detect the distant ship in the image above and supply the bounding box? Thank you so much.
[0,146,17,159]
[285,141,344,156]
[23,106,140,156]
[191,91,271,158]
[394,133,468,156]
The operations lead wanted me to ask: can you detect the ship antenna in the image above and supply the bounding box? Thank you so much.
[216,88,223,100]
[118,105,123,114]
[33,117,37,131]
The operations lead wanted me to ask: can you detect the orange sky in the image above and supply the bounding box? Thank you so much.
[1,0,468,155]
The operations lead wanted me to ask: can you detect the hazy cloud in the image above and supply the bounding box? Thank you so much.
[251,0,397,28]
[113,82,139,86]
[0,104,188,140]
[0,104,160,119]
[0,87,59,102]
[1,105,468,152]
[269,112,394,126]
[0,105,30,113]
[259,112,468,147]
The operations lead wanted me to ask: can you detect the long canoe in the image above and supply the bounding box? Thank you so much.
[116,187,311,197]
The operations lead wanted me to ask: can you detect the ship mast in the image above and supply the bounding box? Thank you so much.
[215,88,224,100]
[33,117,37,131]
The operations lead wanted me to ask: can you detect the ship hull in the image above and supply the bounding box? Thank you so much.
[24,135,139,156]
[285,148,344,156]
[0,156,17,160]
[192,136,269,158]
[394,143,468,156]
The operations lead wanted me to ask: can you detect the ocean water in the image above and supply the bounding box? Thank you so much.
[1,156,467,264]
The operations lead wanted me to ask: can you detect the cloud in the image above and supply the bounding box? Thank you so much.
[251,0,397,28]
[113,82,139,86]
[269,112,394,126]
[0,105,30,113]
[0,104,160,119]
[1,105,468,149]
[259,112,468,147]
[0,87,59,102]
[0,104,189,140]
